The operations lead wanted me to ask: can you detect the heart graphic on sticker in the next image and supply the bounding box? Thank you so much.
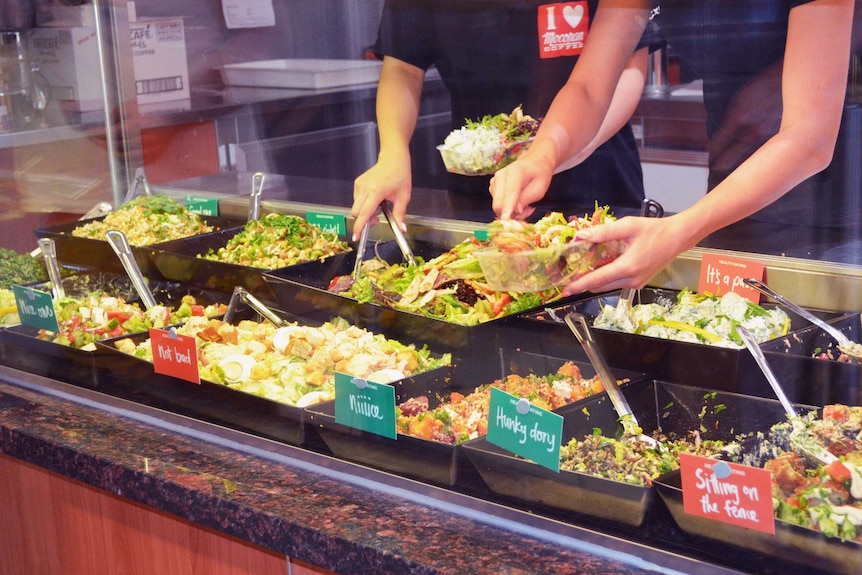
[563,4,584,29]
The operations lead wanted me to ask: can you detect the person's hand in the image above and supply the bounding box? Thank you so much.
[351,153,412,240]
[561,215,692,296]
[489,150,556,220]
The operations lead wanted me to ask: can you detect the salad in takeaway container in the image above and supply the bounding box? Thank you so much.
[474,206,624,293]
[437,105,540,176]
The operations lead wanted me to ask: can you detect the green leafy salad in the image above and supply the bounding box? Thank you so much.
[327,237,562,326]
[200,213,350,269]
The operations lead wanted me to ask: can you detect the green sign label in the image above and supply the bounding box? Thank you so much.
[185,196,219,216]
[486,387,563,472]
[334,372,396,439]
[12,285,59,332]
[306,212,347,237]
[473,229,489,242]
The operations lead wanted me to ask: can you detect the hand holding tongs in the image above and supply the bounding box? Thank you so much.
[565,312,664,450]
[617,198,664,311]
[224,286,286,327]
[735,324,837,467]
[105,230,158,310]
[381,200,417,266]
[248,172,265,222]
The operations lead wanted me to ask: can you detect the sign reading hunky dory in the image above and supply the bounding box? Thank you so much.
[334,372,396,439]
[486,387,563,471]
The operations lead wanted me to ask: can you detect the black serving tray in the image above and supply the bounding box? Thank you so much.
[462,380,797,527]
[96,327,451,448]
[304,349,643,487]
[758,313,862,406]
[655,432,862,575]
[33,215,243,276]
[519,288,845,395]
[264,240,584,381]
[145,225,352,300]
[0,285,231,389]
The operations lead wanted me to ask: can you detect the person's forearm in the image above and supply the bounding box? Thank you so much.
[557,47,648,172]
[375,57,425,162]
[671,0,853,247]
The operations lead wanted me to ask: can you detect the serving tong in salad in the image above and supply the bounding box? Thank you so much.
[381,200,417,267]
[224,286,287,328]
[565,312,664,451]
[616,198,664,312]
[743,277,862,363]
[248,172,265,222]
[735,324,838,467]
[37,238,65,300]
[123,167,153,203]
[105,230,157,310]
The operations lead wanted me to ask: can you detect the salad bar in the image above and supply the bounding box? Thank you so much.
[3,194,862,574]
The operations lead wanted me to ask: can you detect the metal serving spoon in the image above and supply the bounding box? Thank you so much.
[565,312,663,450]
[735,324,837,467]
[743,277,862,362]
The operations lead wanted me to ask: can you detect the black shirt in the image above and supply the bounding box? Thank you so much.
[376,0,652,217]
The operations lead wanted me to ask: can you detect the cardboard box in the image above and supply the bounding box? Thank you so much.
[29,17,189,111]
[29,27,103,112]
[129,18,190,105]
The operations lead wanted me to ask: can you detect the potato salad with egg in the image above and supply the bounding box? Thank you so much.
[114,316,451,408]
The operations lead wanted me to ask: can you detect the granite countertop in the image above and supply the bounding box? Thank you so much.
[0,365,744,575]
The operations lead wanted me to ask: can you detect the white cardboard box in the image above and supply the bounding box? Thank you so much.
[29,17,189,111]
[129,18,190,105]
[29,27,103,112]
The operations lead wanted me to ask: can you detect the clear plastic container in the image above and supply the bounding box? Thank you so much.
[474,239,623,292]
[437,137,533,176]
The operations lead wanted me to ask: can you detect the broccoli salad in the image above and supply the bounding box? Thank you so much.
[594,289,791,348]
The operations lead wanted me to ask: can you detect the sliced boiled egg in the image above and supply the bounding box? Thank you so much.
[218,353,256,383]
[366,368,407,384]
[295,390,332,408]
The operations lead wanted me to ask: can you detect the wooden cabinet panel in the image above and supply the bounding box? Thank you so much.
[0,454,333,575]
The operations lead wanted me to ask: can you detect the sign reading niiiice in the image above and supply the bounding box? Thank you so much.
[334,372,396,439]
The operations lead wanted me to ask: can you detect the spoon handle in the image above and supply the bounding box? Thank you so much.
[744,278,851,347]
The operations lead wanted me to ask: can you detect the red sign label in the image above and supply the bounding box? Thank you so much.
[538,2,589,59]
[150,328,200,384]
[698,252,765,303]
[680,453,775,535]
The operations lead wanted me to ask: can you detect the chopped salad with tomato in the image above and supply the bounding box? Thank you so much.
[38,294,226,350]
[397,361,608,444]
[748,404,862,541]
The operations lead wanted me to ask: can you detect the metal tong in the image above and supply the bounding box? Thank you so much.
[381,200,417,266]
[735,324,837,467]
[352,221,371,282]
[37,238,65,300]
[105,230,157,310]
[617,198,664,310]
[123,167,153,203]
[224,286,286,327]
[248,172,265,222]
[565,312,663,450]
[743,277,862,362]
